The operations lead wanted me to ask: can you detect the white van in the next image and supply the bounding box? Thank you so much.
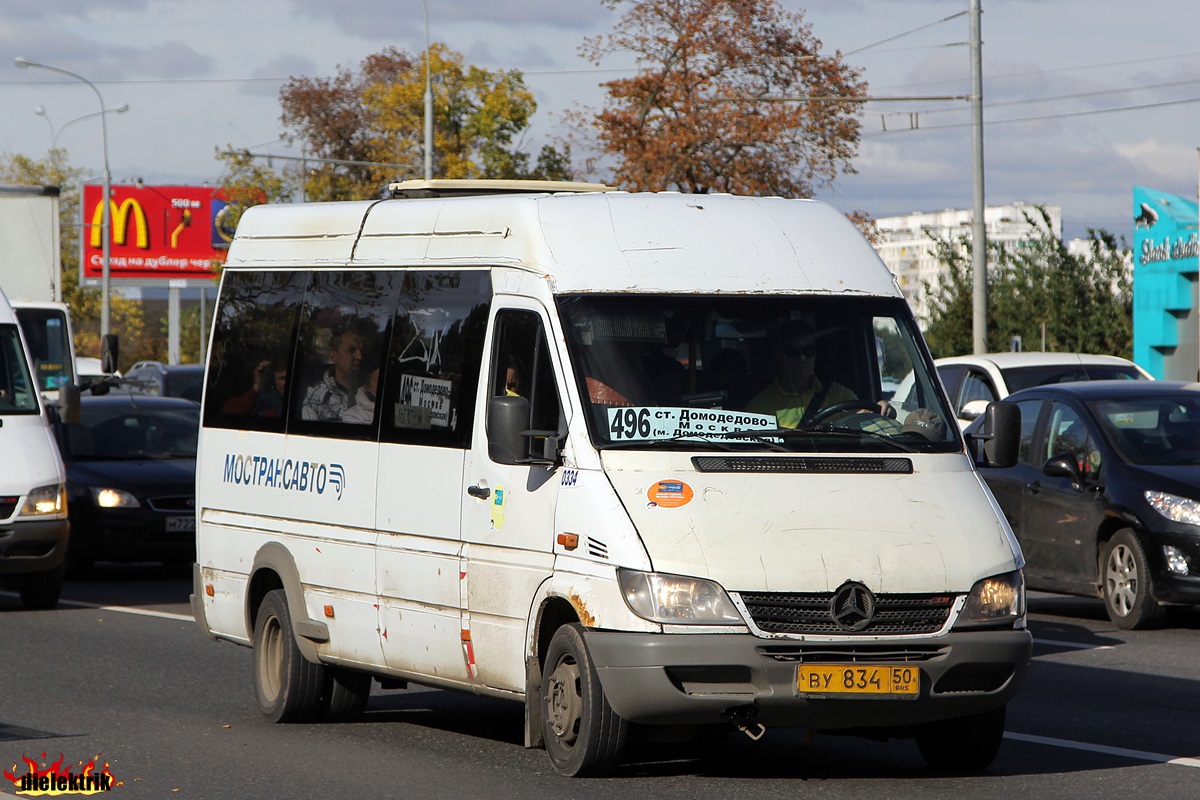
[0,286,74,609]
[192,181,1029,776]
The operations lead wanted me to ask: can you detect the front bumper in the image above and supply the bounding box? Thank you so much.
[0,518,69,574]
[583,628,1032,729]
[1146,529,1200,604]
[75,509,195,562]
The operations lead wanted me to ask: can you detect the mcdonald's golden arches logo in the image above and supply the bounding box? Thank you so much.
[89,197,149,249]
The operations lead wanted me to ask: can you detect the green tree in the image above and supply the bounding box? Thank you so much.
[924,208,1134,358]
[578,0,867,196]
[278,45,572,202]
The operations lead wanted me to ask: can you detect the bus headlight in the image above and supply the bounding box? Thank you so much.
[617,569,743,625]
[955,570,1025,629]
[19,483,66,517]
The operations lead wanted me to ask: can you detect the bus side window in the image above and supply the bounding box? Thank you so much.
[489,310,564,460]
[204,270,307,433]
[378,270,492,449]
[291,271,401,436]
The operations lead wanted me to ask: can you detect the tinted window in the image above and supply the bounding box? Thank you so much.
[0,325,39,414]
[488,309,564,460]
[1092,393,1200,466]
[378,271,491,448]
[293,272,402,436]
[558,294,954,452]
[1014,398,1044,466]
[1002,363,1146,393]
[69,401,200,460]
[204,271,307,433]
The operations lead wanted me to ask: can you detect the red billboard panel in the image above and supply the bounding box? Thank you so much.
[81,184,233,281]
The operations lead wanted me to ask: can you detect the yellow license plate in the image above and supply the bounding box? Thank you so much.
[797,665,920,696]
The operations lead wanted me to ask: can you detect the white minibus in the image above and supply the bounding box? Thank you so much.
[0,286,74,609]
[193,181,1029,776]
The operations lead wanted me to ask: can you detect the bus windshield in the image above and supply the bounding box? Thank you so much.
[13,305,75,393]
[557,294,956,453]
[0,324,40,414]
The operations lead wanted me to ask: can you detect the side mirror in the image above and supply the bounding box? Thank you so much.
[486,394,561,467]
[57,383,81,425]
[960,399,989,422]
[487,395,529,465]
[101,334,120,374]
[967,400,1020,468]
[1043,454,1083,488]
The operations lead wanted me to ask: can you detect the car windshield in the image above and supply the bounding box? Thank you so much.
[165,372,204,402]
[1002,363,1147,393]
[557,294,955,453]
[67,401,200,460]
[1091,393,1200,466]
[0,325,39,415]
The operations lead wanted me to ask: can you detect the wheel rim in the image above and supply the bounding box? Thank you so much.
[1105,543,1138,617]
[257,614,284,702]
[545,655,582,747]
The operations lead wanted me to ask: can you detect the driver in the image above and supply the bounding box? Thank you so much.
[746,320,890,429]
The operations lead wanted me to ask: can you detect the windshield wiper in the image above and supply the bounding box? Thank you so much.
[756,425,921,453]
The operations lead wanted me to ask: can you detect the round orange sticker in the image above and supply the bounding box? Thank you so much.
[646,479,694,509]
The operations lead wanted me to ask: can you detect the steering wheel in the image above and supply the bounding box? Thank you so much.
[807,399,879,426]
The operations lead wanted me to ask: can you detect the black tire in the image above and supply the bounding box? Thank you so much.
[253,589,325,723]
[17,564,64,610]
[1102,529,1163,630]
[916,705,1006,772]
[64,532,95,579]
[540,624,627,777]
[322,667,371,721]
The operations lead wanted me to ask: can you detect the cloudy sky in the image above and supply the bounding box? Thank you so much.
[1,0,1197,240]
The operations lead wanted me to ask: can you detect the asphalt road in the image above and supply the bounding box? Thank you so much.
[3,566,1200,799]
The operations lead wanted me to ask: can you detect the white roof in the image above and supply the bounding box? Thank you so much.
[226,190,899,296]
[937,352,1150,372]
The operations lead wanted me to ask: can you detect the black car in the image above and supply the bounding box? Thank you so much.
[968,380,1200,629]
[52,390,199,574]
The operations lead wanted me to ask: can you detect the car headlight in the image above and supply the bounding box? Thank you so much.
[91,487,141,509]
[1145,491,1200,526]
[617,569,744,625]
[20,483,67,517]
[955,570,1025,629]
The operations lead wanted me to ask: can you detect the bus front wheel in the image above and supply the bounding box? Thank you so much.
[540,624,627,777]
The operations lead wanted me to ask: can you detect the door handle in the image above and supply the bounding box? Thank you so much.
[468,484,491,500]
[1025,480,1041,495]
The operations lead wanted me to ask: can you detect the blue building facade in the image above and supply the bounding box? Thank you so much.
[1132,186,1200,380]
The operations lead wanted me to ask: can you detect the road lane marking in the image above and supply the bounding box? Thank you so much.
[1032,637,1114,650]
[56,597,195,623]
[1006,732,1200,768]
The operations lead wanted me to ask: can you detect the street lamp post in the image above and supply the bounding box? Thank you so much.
[36,103,129,150]
[421,0,433,180]
[16,57,114,340]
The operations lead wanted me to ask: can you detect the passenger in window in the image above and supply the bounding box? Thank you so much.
[222,357,288,418]
[342,367,379,424]
[301,325,364,422]
[747,320,892,428]
[504,357,524,397]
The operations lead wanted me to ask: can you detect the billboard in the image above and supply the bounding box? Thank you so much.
[1132,186,1200,380]
[80,184,234,281]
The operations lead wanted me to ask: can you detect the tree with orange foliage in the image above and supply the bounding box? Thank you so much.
[579,0,867,198]
[279,45,573,202]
